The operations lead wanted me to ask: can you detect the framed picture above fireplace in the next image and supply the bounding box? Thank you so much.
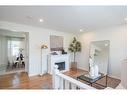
[50,35,63,51]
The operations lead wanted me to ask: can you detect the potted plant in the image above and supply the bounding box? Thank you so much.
[68,37,81,70]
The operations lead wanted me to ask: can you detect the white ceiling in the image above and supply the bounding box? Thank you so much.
[0,6,127,33]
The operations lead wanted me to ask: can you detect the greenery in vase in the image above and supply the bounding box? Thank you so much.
[68,37,81,63]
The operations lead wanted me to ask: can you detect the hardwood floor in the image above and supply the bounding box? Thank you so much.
[0,72,52,89]
[0,69,120,89]
[64,69,121,89]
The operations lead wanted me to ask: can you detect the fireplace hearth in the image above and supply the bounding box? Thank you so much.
[55,61,65,71]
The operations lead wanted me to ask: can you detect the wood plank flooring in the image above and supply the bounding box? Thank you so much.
[0,69,120,89]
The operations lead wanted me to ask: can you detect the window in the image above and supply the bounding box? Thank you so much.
[8,40,24,58]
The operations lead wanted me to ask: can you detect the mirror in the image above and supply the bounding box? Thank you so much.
[89,40,110,76]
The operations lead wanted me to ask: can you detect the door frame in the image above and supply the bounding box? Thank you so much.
[0,29,29,74]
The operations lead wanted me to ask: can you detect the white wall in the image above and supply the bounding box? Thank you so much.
[0,21,74,76]
[0,35,7,65]
[77,25,127,79]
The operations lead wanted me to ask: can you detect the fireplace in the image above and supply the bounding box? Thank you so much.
[55,61,65,71]
[48,54,70,74]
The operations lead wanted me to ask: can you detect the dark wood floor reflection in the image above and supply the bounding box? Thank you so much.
[0,69,120,89]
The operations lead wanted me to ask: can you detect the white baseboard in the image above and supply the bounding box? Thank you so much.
[0,69,25,76]
[28,73,48,77]
[28,73,38,77]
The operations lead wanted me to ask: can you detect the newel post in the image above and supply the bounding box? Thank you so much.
[52,65,60,89]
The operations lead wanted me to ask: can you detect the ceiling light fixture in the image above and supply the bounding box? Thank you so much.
[125,17,127,21]
[105,43,108,46]
[79,29,83,32]
[39,18,44,22]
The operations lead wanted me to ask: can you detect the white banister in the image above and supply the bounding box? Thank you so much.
[121,59,127,89]
[52,65,60,89]
[52,65,95,89]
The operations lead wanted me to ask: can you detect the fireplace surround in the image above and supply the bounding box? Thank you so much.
[48,54,70,74]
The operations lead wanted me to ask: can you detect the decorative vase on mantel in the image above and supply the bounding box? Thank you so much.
[68,37,81,70]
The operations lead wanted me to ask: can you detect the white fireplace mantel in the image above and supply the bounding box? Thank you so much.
[48,54,70,74]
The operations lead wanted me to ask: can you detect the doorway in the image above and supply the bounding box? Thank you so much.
[0,29,29,75]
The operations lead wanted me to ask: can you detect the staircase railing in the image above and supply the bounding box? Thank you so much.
[52,65,95,89]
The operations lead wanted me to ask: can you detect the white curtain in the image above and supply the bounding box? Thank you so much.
[7,37,25,64]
